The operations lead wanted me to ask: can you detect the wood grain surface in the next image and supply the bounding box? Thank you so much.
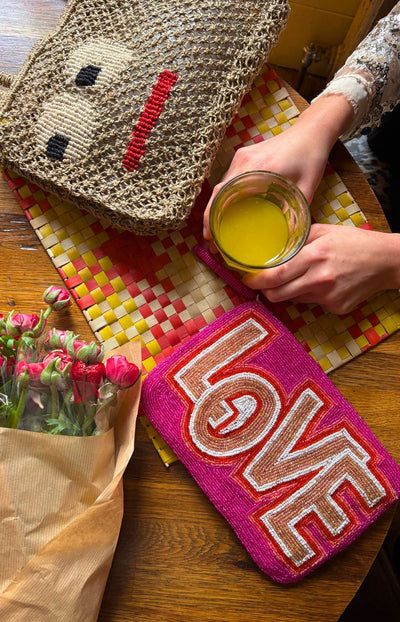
[1,2,399,621]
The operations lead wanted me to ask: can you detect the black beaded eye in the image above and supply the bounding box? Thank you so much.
[75,64,102,87]
[66,39,133,89]
[35,39,133,163]
[35,93,97,163]
[46,134,70,161]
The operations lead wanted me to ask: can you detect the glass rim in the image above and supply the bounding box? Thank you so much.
[209,170,311,271]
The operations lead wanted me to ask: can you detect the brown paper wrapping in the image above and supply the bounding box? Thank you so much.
[0,340,141,621]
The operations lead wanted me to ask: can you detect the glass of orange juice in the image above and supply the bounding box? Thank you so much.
[209,170,311,272]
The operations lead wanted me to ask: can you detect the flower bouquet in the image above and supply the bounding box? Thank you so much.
[0,287,142,621]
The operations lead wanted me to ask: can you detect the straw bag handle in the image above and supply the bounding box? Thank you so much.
[0,72,15,109]
[0,71,15,89]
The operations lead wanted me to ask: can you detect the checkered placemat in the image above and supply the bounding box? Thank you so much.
[4,65,400,466]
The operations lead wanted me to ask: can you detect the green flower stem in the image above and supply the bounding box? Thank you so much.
[8,387,27,429]
[78,399,93,436]
[43,306,53,320]
[82,411,96,436]
[57,389,74,434]
[62,388,76,426]
[50,384,59,416]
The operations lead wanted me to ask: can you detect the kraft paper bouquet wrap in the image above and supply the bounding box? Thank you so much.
[0,287,142,621]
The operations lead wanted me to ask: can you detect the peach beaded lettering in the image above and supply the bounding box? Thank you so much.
[141,302,400,583]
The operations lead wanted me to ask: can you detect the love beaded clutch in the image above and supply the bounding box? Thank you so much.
[140,302,400,583]
[0,0,289,234]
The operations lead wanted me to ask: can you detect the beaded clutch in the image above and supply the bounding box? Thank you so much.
[0,0,289,234]
[140,302,400,583]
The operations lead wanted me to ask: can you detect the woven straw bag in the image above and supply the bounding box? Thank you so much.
[0,0,289,234]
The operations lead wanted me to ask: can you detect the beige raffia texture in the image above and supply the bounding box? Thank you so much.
[0,0,289,234]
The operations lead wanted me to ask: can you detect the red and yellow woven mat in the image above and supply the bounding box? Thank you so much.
[4,65,400,465]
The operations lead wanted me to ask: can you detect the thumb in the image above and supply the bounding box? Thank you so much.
[305,223,331,243]
[203,183,223,240]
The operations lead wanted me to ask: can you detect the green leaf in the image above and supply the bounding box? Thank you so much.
[45,416,81,436]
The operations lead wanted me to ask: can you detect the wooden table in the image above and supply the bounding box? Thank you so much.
[1,2,400,621]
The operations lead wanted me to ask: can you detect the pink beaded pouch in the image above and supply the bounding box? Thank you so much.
[140,301,400,583]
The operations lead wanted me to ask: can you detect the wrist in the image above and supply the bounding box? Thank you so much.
[381,233,400,290]
[292,94,354,154]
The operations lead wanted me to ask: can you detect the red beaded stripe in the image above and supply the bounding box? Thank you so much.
[123,70,178,171]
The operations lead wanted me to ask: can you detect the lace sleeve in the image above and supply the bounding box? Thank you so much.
[314,2,400,139]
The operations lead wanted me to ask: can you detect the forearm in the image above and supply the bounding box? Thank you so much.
[380,232,400,291]
[289,92,355,154]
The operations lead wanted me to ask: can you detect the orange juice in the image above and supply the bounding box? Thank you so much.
[218,195,289,266]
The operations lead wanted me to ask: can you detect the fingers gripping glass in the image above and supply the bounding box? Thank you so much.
[209,171,311,272]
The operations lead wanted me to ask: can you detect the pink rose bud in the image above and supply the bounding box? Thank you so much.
[15,360,30,389]
[70,360,106,403]
[105,355,140,388]
[6,312,40,336]
[74,339,104,363]
[16,360,46,389]
[43,286,72,311]
[41,352,72,391]
[43,350,73,370]
[45,328,75,350]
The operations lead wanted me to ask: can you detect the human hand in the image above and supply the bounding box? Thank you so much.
[203,123,327,239]
[242,224,400,315]
[203,93,355,240]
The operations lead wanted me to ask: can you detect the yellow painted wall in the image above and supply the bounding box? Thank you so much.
[269,0,363,75]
